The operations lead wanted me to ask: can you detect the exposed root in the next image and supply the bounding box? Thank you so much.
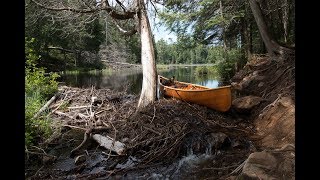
[70,129,91,156]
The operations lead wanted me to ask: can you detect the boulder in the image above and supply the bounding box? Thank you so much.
[232,96,264,113]
[240,151,277,179]
[254,96,295,149]
[239,150,294,179]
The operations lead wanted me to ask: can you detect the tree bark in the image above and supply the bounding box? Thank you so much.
[243,21,252,60]
[282,0,289,43]
[248,0,282,57]
[137,0,157,109]
[220,0,227,52]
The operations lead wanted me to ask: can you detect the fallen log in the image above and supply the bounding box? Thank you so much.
[33,93,59,119]
[92,134,126,155]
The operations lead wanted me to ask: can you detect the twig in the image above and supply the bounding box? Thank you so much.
[30,165,44,178]
[30,145,47,154]
[71,128,91,156]
[63,124,87,131]
[96,108,110,115]
[67,105,90,109]
[150,105,156,124]
[25,150,56,158]
[143,126,161,136]
[228,160,247,176]
[110,121,117,147]
[201,164,239,170]
[102,121,110,128]
[77,113,90,119]
[54,111,74,119]
[48,92,69,116]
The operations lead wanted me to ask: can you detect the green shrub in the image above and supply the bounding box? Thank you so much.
[25,37,59,147]
[194,66,208,75]
[216,48,245,80]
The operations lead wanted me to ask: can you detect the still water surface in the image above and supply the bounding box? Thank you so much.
[58,66,224,95]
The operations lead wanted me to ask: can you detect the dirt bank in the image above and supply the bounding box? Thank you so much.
[231,54,295,179]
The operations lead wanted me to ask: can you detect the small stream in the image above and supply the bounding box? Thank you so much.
[35,128,252,179]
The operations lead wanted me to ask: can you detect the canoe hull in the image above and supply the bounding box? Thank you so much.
[159,76,231,112]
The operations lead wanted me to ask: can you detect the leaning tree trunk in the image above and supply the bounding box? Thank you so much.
[137,0,157,109]
[282,0,289,43]
[220,0,227,52]
[249,0,283,57]
[245,22,252,60]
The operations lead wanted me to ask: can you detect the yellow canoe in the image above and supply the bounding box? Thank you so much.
[158,75,231,112]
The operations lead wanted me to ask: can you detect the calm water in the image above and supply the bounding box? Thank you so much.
[58,66,225,95]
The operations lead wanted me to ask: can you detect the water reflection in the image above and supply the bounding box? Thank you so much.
[58,66,222,95]
[159,66,221,88]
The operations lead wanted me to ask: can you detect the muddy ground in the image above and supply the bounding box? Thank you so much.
[25,54,295,179]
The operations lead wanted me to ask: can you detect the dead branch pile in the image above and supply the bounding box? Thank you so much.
[115,98,212,165]
[49,86,137,128]
[46,86,250,167]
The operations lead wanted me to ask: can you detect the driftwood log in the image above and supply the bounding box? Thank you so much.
[92,134,126,155]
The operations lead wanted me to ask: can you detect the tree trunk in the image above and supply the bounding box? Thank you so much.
[248,0,282,57]
[244,21,252,60]
[282,0,289,43]
[220,0,227,52]
[137,0,157,109]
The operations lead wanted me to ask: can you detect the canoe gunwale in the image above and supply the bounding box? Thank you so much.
[158,75,231,92]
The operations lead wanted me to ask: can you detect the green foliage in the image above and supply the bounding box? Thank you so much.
[156,39,227,65]
[25,91,52,146]
[194,66,218,76]
[194,66,209,75]
[161,0,295,61]
[25,2,106,72]
[126,34,141,64]
[216,48,245,80]
[25,37,59,147]
[25,40,59,98]
[161,0,245,44]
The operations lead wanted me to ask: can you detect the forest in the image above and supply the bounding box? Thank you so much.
[25,0,295,179]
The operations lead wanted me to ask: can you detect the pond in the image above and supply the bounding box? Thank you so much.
[58,65,226,95]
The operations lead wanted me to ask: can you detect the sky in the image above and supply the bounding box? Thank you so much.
[150,16,177,43]
[148,4,177,43]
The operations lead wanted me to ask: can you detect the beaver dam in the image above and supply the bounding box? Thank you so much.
[25,55,295,180]
[25,85,257,179]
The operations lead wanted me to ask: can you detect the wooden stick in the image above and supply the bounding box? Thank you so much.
[48,92,70,116]
[143,126,161,136]
[77,113,90,119]
[63,125,87,131]
[150,105,156,123]
[67,105,90,109]
[54,111,74,119]
[71,129,91,156]
[25,150,56,158]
